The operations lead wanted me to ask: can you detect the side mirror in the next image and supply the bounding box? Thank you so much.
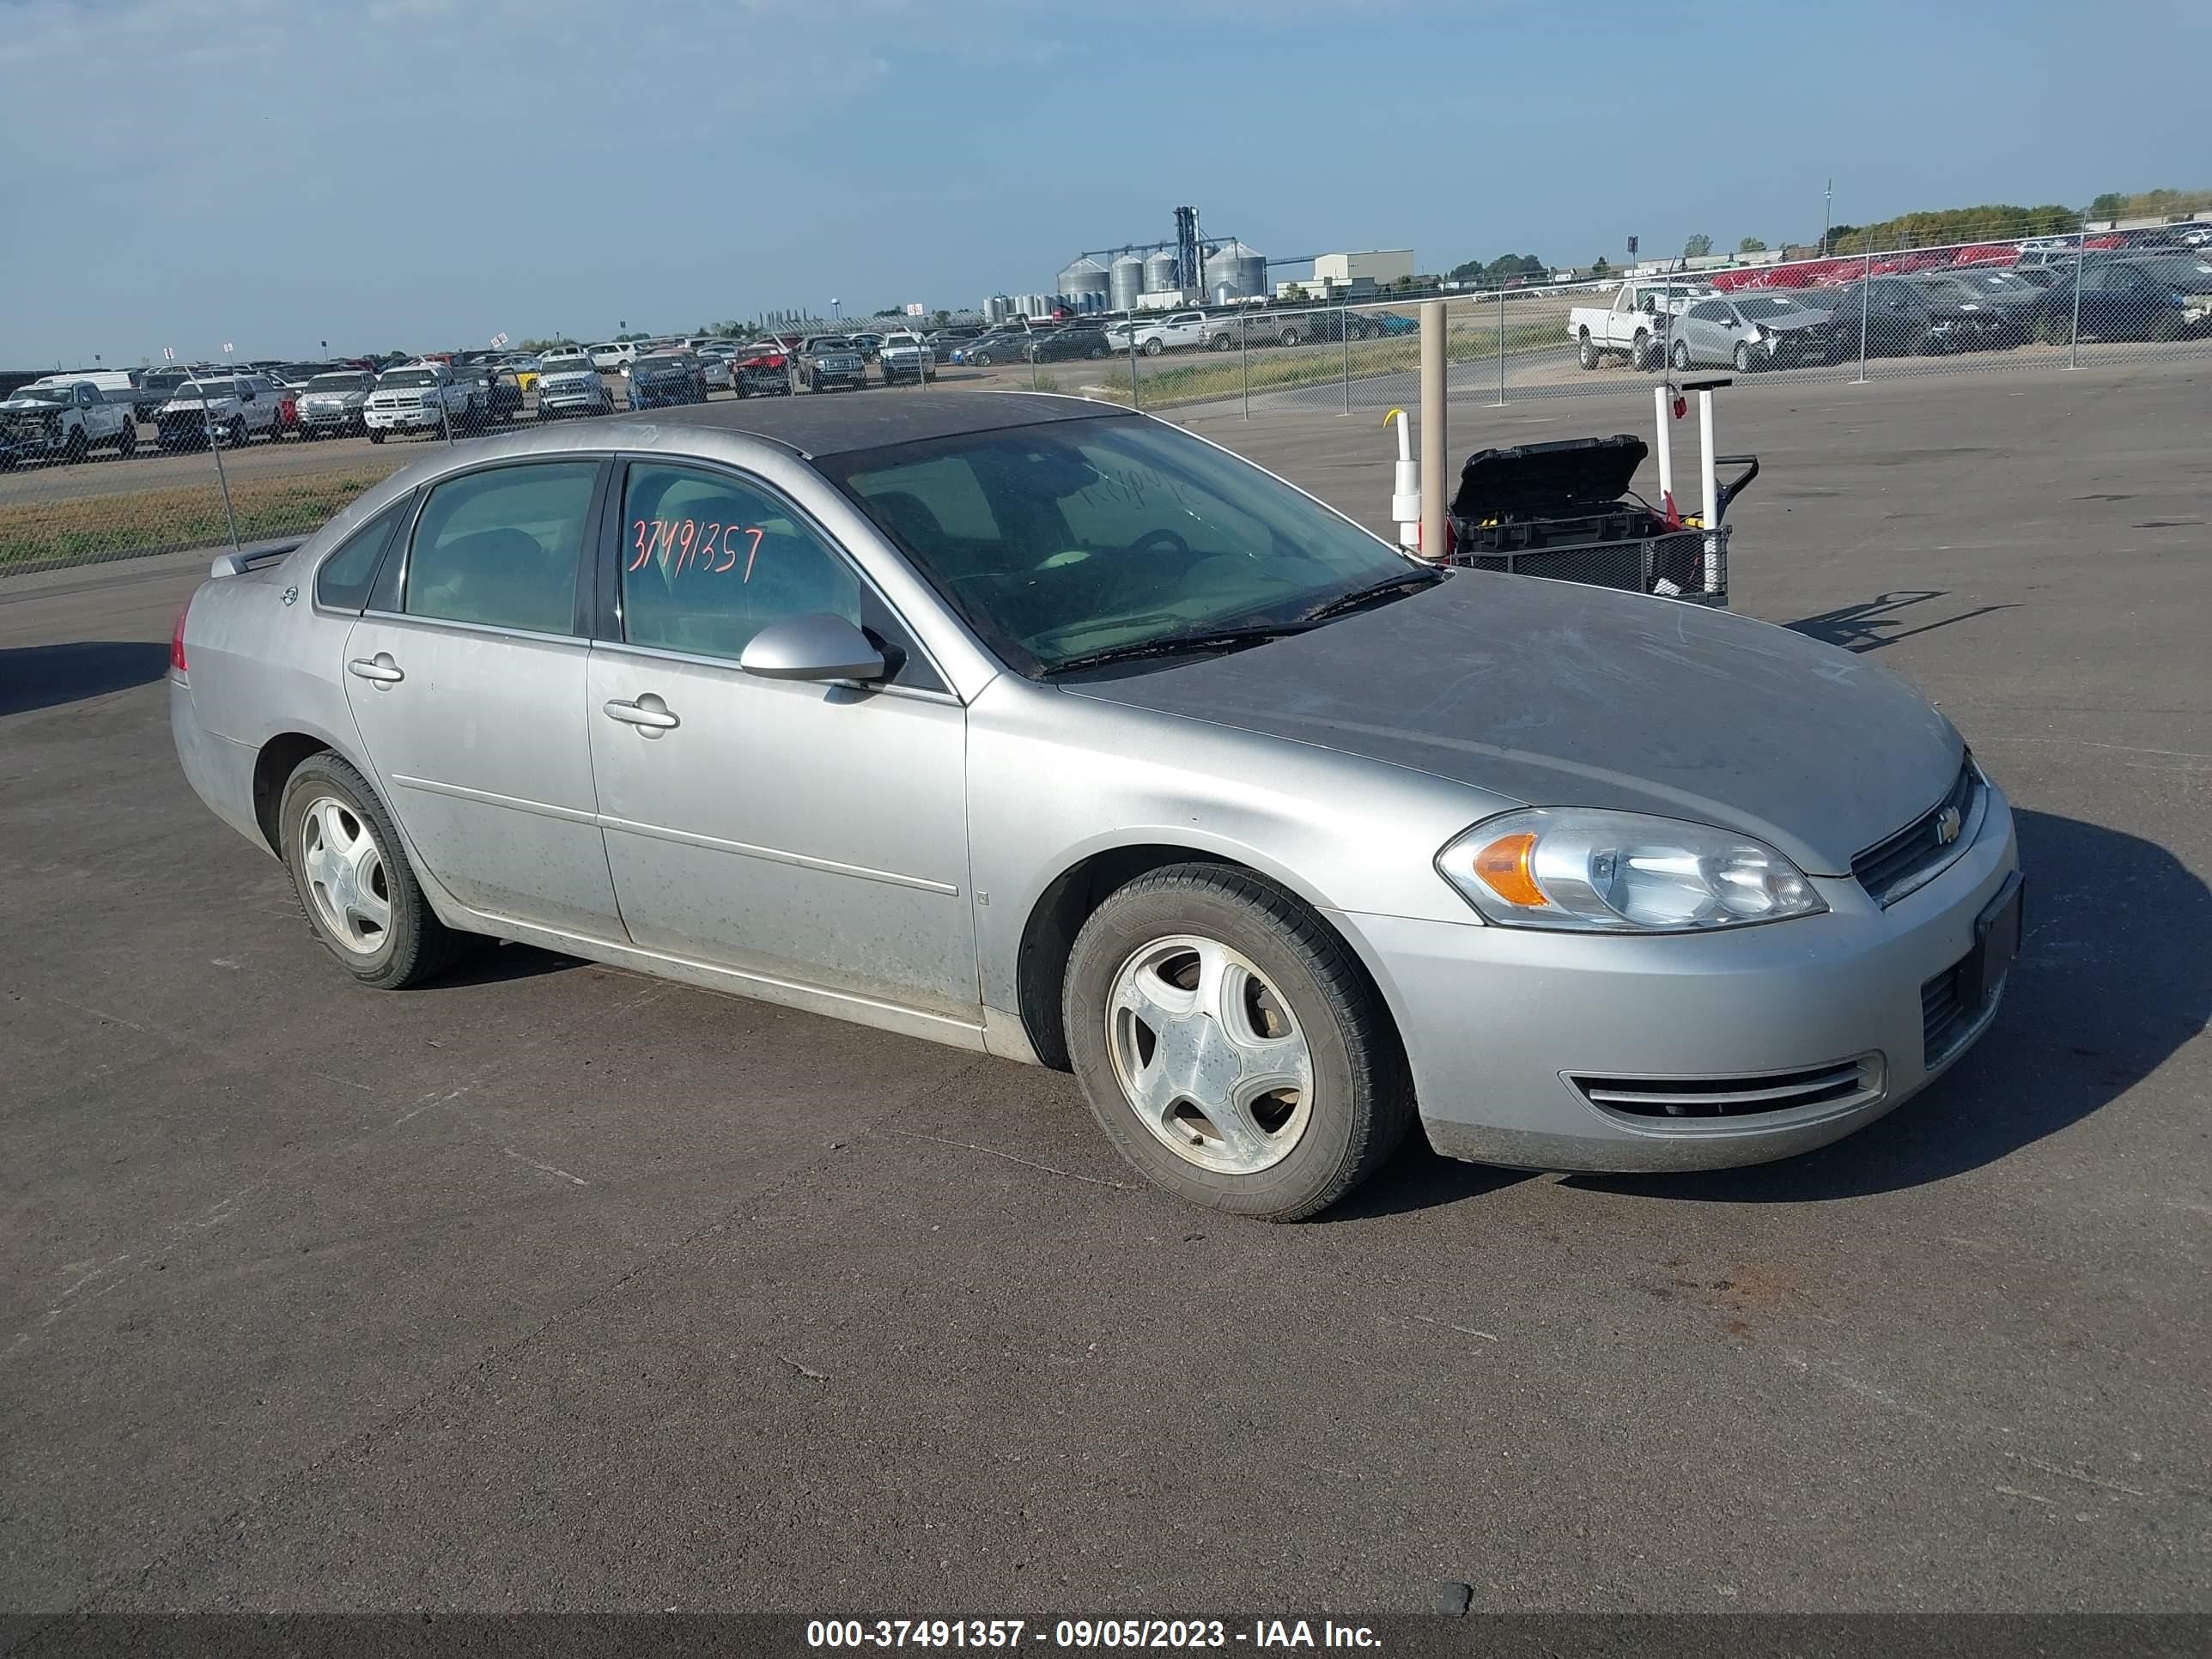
[739,613,886,684]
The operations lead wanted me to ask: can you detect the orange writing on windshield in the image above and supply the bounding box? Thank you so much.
[630,519,766,580]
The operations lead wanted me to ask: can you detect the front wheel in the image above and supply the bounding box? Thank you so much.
[1631,331,1655,372]
[1279,329,1300,348]
[279,752,463,988]
[1671,338,1691,371]
[1062,866,1411,1222]
[1142,337,1165,356]
[228,418,247,447]
[1085,346,1103,361]
[63,429,88,465]
[1577,331,1599,370]
[368,428,386,443]
[1734,341,1754,373]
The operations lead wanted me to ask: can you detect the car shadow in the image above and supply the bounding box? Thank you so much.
[0,641,171,716]
[1358,808,2209,1212]
[433,939,586,990]
[1787,590,2021,653]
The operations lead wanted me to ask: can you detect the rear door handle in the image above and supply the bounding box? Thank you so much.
[603,694,679,734]
[347,653,404,685]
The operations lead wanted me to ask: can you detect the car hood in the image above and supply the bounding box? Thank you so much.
[0,398,65,414]
[1062,572,1963,877]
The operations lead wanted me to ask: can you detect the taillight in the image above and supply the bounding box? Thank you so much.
[169,602,190,675]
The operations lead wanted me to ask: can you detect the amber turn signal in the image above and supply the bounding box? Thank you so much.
[1471,831,1547,907]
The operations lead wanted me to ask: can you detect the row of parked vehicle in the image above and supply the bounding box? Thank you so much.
[1571,240,2212,374]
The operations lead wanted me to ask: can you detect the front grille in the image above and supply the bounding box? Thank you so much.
[1920,951,1996,1066]
[1853,762,1980,906]
[1570,1055,1883,1122]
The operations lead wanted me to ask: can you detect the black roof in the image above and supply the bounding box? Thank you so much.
[647,390,1119,458]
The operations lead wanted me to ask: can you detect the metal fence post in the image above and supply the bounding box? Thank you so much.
[2068,226,2085,370]
[203,393,240,551]
[1030,325,1041,392]
[1240,310,1250,420]
[1855,243,1872,384]
[1340,300,1352,416]
[1127,320,1140,410]
[1494,289,1507,407]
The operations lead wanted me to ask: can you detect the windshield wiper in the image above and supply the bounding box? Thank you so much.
[1042,623,1306,678]
[1295,566,1447,624]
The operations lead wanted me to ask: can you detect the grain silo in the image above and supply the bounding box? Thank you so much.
[1143,250,1181,295]
[1058,257,1110,311]
[1109,256,1145,313]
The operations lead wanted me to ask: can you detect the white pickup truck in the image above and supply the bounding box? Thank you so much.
[363,362,477,442]
[0,378,136,465]
[1568,280,1715,371]
[1115,310,1211,356]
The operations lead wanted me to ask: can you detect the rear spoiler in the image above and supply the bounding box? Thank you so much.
[209,540,301,579]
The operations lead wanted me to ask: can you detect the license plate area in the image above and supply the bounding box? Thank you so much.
[1960,872,2025,1011]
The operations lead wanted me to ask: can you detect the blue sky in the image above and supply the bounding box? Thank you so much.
[3,0,2204,366]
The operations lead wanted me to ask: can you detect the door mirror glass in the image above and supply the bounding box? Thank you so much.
[738,613,885,683]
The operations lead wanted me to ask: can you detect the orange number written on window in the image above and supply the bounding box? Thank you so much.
[629,518,766,580]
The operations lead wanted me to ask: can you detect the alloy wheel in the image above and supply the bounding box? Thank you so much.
[297,795,392,955]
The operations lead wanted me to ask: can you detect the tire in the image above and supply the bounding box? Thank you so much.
[1577,331,1599,370]
[228,417,246,447]
[971,351,993,368]
[1279,329,1300,349]
[1734,341,1754,373]
[114,422,136,455]
[1631,331,1654,372]
[1671,338,1691,371]
[1210,333,1234,352]
[368,428,386,443]
[1143,337,1164,356]
[278,752,464,990]
[1062,865,1412,1222]
[63,428,88,465]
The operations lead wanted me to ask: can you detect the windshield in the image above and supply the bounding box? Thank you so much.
[1734,296,1805,319]
[2135,258,2212,287]
[634,356,692,374]
[306,374,365,392]
[826,415,1415,677]
[169,381,234,402]
[379,369,438,387]
[10,386,71,404]
[811,338,855,351]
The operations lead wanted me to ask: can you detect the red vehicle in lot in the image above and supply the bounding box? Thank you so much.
[732,339,793,397]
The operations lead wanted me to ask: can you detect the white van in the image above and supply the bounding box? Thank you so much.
[29,368,143,410]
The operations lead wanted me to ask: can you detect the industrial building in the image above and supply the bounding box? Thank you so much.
[1278,248,1417,300]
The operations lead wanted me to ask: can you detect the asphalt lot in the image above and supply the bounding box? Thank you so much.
[2,361,2209,1620]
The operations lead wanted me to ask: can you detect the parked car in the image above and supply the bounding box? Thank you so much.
[877,331,938,384]
[535,359,615,418]
[629,351,710,410]
[732,341,793,398]
[364,363,478,442]
[1819,278,2000,356]
[1668,294,1838,371]
[133,365,198,419]
[2054,252,2212,341]
[950,331,1025,368]
[850,331,886,362]
[474,368,527,428]
[154,376,283,451]
[1570,281,1713,370]
[0,379,136,465]
[793,336,867,392]
[1025,325,1113,362]
[693,351,735,392]
[295,369,378,438]
[168,394,2022,1222]
[1123,311,1211,356]
[589,342,641,373]
[1905,271,2044,344]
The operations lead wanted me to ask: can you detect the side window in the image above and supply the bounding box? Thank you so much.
[1691,302,1728,322]
[618,463,861,665]
[317,496,411,613]
[404,461,598,635]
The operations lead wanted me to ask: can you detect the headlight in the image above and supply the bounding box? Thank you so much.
[1436,808,1826,933]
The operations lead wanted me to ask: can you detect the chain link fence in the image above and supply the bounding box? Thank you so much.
[6,218,2208,575]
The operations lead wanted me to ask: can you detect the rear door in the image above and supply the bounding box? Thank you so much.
[341,457,626,939]
[584,458,977,1018]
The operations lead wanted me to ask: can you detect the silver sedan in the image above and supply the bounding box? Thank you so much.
[170,394,2022,1218]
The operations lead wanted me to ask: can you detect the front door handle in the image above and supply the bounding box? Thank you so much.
[603,693,679,735]
[347,653,404,686]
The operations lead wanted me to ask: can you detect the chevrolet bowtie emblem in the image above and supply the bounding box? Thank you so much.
[1935,805,1963,845]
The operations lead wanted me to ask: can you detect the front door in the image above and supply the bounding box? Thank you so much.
[585,459,978,1019]
[342,457,624,939]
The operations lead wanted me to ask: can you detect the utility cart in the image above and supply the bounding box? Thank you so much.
[1442,375,1758,608]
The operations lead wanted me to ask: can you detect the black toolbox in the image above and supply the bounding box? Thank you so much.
[1447,434,1714,599]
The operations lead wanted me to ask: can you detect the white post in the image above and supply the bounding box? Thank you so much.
[1698,387,1721,595]
[1419,300,1447,562]
[1652,385,1674,509]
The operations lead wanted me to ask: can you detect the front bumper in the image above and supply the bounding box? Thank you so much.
[1343,786,2021,1172]
[364,407,448,430]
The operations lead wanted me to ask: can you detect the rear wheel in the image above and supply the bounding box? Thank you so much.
[1211,333,1234,352]
[1577,331,1600,370]
[1143,337,1165,356]
[1279,329,1300,348]
[279,752,463,989]
[1063,866,1411,1221]
[1734,341,1754,373]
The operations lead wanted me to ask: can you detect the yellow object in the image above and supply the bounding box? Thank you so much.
[1472,832,1547,908]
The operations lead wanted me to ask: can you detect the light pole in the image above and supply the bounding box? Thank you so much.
[1823,179,1832,257]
